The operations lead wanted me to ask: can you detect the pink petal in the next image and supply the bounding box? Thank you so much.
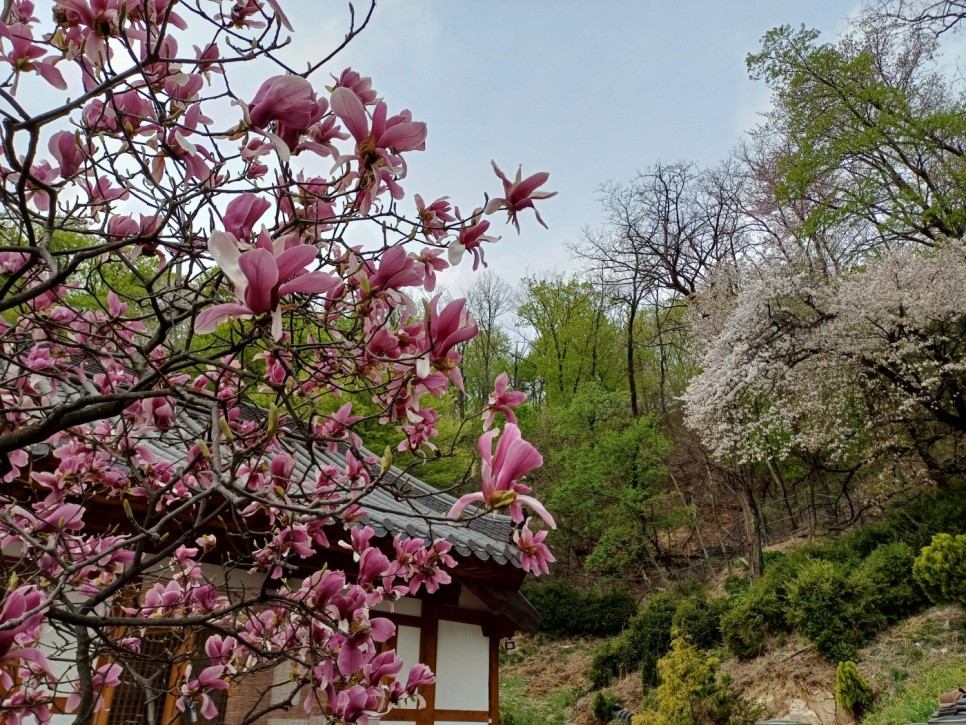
[274,244,317,282]
[195,303,253,334]
[278,271,337,297]
[338,641,366,676]
[330,87,369,143]
[379,122,427,152]
[514,172,551,200]
[264,0,293,30]
[369,617,395,642]
[490,160,510,186]
[517,495,556,529]
[447,492,485,519]
[238,248,279,314]
[36,61,67,90]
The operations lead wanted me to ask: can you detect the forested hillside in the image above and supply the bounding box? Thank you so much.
[417,3,966,722]
[399,2,966,591]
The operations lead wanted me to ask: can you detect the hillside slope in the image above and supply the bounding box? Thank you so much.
[500,606,966,725]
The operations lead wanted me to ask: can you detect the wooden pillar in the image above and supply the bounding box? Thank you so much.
[489,636,500,725]
[417,601,439,725]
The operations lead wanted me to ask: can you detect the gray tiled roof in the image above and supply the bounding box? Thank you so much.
[42,376,523,569]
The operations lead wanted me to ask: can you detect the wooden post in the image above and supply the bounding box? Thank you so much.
[489,636,500,725]
[417,601,439,725]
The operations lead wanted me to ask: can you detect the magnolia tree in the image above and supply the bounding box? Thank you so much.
[0,0,558,722]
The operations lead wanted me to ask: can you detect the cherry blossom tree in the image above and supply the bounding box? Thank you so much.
[684,239,966,489]
[0,0,555,722]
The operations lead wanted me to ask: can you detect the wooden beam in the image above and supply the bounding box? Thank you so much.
[434,709,490,722]
[415,601,439,725]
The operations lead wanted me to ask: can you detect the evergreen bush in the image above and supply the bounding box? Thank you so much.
[835,660,874,720]
[785,559,885,661]
[723,575,749,597]
[841,522,897,558]
[720,596,769,660]
[720,567,790,660]
[588,591,682,689]
[589,637,625,689]
[629,592,682,688]
[855,542,927,622]
[633,637,764,725]
[886,488,966,549]
[593,690,620,722]
[673,594,730,650]
[913,532,966,605]
[523,580,636,637]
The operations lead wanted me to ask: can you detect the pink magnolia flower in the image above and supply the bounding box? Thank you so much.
[315,402,362,452]
[1,688,52,724]
[484,161,557,232]
[333,67,377,105]
[222,193,271,241]
[195,230,337,339]
[330,87,427,213]
[447,208,499,270]
[330,684,380,724]
[333,611,394,676]
[514,524,555,575]
[66,662,121,713]
[412,248,447,292]
[176,663,230,720]
[414,194,454,241]
[417,296,478,388]
[0,586,50,691]
[0,22,67,90]
[482,372,526,430]
[448,424,555,528]
[364,650,403,686]
[48,130,87,178]
[9,1,38,23]
[246,75,325,153]
[367,245,423,293]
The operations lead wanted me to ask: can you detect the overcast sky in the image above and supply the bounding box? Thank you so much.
[273,1,869,294]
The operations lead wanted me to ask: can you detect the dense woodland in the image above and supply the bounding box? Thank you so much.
[374,4,966,591]
[473,4,966,723]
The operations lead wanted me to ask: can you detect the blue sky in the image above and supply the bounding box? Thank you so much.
[281,2,863,291]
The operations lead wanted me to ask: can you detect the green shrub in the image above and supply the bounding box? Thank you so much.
[762,550,785,569]
[855,542,927,622]
[840,522,897,558]
[523,580,636,637]
[588,591,682,689]
[784,559,885,661]
[633,637,764,725]
[592,690,619,722]
[629,592,682,688]
[589,637,625,689]
[723,575,749,598]
[720,570,790,660]
[673,594,730,650]
[720,595,769,660]
[797,537,860,566]
[886,487,966,549]
[835,660,874,720]
[913,532,966,605]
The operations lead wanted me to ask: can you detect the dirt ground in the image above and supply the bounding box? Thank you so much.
[501,607,966,725]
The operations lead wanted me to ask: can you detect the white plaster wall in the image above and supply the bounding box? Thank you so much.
[373,596,422,617]
[391,624,423,713]
[433,621,489,711]
[38,616,76,725]
[457,587,488,611]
